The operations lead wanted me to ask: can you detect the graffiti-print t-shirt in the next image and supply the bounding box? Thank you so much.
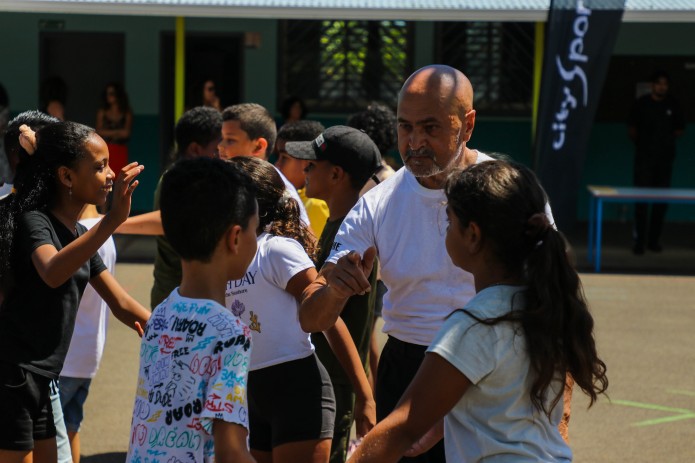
[127,289,252,463]
[225,232,315,371]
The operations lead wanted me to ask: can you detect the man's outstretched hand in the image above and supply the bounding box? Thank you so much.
[325,247,376,299]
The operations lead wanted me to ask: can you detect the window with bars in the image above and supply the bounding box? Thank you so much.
[278,20,413,113]
[436,22,535,117]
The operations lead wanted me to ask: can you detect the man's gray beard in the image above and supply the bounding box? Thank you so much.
[404,144,464,179]
[405,159,442,178]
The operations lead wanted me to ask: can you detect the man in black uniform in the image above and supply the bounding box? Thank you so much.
[628,71,685,254]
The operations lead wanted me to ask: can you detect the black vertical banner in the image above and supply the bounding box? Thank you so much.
[534,0,625,231]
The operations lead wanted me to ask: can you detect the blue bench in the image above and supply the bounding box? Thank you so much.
[587,185,695,272]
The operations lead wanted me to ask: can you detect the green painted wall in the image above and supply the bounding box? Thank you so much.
[1,14,694,219]
[614,23,695,55]
[414,22,435,69]
[0,12,278,212]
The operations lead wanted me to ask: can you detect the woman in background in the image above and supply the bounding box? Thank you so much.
[96,82,132,176]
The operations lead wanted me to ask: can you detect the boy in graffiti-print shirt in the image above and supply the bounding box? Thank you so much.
[127,157,259,463]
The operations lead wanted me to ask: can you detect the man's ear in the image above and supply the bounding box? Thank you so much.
[253,138,269,159]
[57,166,72,189]
[462,109,476,143]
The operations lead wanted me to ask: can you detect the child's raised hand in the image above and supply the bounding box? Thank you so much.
[109,162,144,225]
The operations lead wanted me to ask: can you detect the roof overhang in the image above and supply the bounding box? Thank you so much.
[1,1,694,23]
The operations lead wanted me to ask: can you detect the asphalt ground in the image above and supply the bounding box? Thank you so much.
[79,215,695,462]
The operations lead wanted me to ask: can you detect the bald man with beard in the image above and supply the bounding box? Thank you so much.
[298,65,486,462]
[300,66,563,462]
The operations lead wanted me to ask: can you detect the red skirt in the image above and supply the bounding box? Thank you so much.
[107,143,129,176]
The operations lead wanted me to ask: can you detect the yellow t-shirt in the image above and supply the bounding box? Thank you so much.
[299,188,329,237]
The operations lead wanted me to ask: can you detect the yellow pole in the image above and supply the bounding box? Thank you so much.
[174,17,185,125]
[531,21,544,145]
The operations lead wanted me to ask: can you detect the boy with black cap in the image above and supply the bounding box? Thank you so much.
[286,125,381,463]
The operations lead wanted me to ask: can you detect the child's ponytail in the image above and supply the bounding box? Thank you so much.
[268,190,318,260]
[230,156,317,260]
[445,160,608,418]
[524,221,607,415]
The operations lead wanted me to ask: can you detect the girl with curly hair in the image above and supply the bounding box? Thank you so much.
[228,156,375,463]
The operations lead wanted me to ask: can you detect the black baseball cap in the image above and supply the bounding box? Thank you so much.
[285,125,382,181]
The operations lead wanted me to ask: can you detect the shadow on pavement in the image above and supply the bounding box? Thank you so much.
[83,452,127,463]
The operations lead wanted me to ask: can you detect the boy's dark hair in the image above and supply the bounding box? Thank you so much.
[346,102,397,156]
[160,157,256,262]
[277,120,325,143]
[222,103,276,158]
[174,106,223,160]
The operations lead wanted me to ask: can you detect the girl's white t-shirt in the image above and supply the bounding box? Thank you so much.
[428,285,571,462]
[225,232,315,370]
[60,217,117,378]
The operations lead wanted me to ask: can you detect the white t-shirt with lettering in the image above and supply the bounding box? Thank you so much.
[225,233,315,370]
[127,290,252,463]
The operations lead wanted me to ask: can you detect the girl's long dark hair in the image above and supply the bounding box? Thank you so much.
[0,121,94,290]
[230,156,317,260]
[445,160,608,417]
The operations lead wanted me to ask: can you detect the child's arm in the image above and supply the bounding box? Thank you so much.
[288,268,376,437]
[347,353,470,463]
[31,163,143,288]
[114,210,163,236]
[90,270,150,333]
[323,318,376,437]
[213,420,256,463]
